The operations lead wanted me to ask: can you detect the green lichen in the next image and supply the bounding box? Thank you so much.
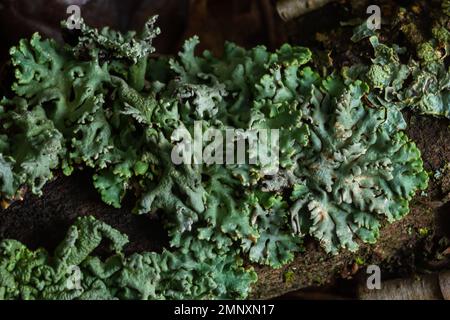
[0,97,65,198]
[288,78,428,254]
[0,216,256,300]
[70,15,161,64]
[348,2,450,119]
[0,14,430,299]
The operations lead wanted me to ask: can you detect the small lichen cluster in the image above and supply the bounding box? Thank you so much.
[0,11,431,299]
[347,0,450,118]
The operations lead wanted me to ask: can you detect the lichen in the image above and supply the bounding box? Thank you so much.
[347,1,450,119]
[0,14,430,299]
[0,216,257,300]
[288,77,428,254]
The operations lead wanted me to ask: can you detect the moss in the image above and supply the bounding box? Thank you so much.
[283,270,296,284]
[355,257,365,266]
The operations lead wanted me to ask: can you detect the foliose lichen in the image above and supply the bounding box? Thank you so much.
[0,216,256,300]
[0,11,431,299]
[346,1,449,118]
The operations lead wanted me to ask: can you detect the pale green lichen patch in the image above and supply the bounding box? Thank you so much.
[348,2,450,119]
[0,216,256,300]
